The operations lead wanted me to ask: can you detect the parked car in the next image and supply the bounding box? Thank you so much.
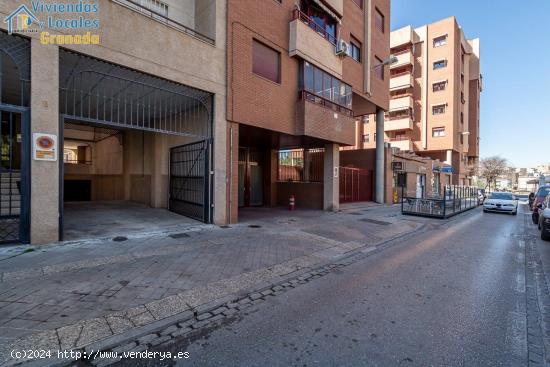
[532,186,550,224]
[483,192,518,215]
[477,189,486,204]
[538,194,550,241]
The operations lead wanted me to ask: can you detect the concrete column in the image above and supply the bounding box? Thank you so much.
[150,133,166,208]
[323,143,339,211]
[445,150,453,165]
[213,93,228,225]
[30,41,59,244]
[375,108,385,204]
[227,122,239,224]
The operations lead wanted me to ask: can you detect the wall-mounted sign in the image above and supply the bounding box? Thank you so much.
[334,167,339,178]
[441,166,454,174]
[392,161,404,171]
[33,133,57,161]
[433,167,441,173]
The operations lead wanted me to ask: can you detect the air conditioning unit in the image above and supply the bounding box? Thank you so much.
[335,39,349,57]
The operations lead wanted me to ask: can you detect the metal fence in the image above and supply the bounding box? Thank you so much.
[401,185,479,218]
[278,149,323,182]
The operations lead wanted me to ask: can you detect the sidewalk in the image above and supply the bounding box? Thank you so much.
[0,204,432,365]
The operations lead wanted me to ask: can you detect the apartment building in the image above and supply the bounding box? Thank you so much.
[227,0,390,220]
[359,17,482,186]
[0,0,227,244]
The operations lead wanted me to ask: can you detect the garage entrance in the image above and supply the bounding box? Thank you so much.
[59,50,213,240]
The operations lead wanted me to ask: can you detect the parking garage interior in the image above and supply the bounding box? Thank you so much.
[59,50,213,240]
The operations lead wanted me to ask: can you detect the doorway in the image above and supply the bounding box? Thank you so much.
[238,147,264,207]
[416,173,426,199]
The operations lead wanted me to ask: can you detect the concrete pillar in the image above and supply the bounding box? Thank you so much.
[213,93,228,225]
[150,134,166,208]
[323,143,339,211]
[445,149,453,165]
[227,122,239,224]
[30,40,59,244]
[375,108,385,203]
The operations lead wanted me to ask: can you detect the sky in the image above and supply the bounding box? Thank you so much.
[391,0,550,168]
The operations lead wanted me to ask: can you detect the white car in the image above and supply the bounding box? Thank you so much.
[483,192,518,215]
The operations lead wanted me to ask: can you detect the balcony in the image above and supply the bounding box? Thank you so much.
[289,10,342,78]
[389,95,413,111]
[385,117,413,132]
[391,26,415,49]
[390,73,413,91]
[388,138,413,151]
[390,50,413,69]
[296,91,355,145]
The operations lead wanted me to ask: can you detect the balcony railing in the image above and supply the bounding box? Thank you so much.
[300,90,352,117]
[292,8,337,46]
[113,0,215,44]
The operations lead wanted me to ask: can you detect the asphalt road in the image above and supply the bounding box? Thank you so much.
[133,205,532,366]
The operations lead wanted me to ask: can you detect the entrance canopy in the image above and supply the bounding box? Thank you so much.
[59,50,213,139]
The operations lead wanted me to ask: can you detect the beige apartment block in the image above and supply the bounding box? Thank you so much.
[0,0,227,244]
[356,17,482,185]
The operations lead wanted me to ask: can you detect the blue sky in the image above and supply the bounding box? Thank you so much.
[391,0,550,168]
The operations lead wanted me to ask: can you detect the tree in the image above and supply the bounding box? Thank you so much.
[479,156,508,191]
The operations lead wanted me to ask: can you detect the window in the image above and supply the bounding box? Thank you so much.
[139,0,168,17]
[301,62,352,109]
[432,81,446,92]
[433,35,447,47]
[461,92,465,104]
[352,0,363,8]
[375,56,384,80]
[362,134,370,143]
[432,127,445,137]
[460,112,464,124]
[460,134,464,145]
[252,40,281,83]
[300,0,338,44]
[433,60,447,70]
[432,104,445,115]
[350,37,361,62]
[375,8,385,33]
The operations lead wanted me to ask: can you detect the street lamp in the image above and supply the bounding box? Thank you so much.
[371,55,398,70]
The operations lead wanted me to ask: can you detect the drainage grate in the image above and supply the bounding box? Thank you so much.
[169,233,190,239]
[360,218,392,226]
[219,225,231,229]
[248,225,262,228]
[347,212,362,215]
[112,236,128,242]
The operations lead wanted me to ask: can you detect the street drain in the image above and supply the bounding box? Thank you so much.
[219,225,231,229]
[169,232,190,239]
[347,212,362,215]
[112,236,128,242]
[360,218,392,226]
[248,225,262,228]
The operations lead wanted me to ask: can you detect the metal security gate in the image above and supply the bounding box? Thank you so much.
[169,140,212,223]
[0,32,31,244]
[0,108,30,244]
[339,167,373,203]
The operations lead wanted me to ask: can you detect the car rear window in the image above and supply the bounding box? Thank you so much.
[537,187,550,197]
[490,193,513,200]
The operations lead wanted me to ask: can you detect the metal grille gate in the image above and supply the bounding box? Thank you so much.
[169,140,212,223]
[0,109,29,244]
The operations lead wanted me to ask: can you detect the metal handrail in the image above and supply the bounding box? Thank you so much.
[292,9,337,46]
[299,90,353,117]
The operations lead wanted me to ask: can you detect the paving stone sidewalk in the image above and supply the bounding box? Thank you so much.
[0,204,431,366]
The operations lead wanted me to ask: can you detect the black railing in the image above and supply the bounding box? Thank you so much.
[300,90,353,117]
[401,185,480,218]
[292,9,337,46]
